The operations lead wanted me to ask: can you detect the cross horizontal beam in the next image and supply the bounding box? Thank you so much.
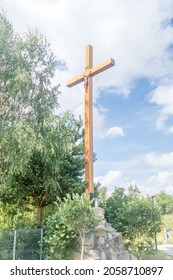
[66,58,115,88]
[66,74,84,88]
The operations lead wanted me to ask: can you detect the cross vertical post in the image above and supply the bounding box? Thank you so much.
[85,45,94,199]
[66,45,115,199]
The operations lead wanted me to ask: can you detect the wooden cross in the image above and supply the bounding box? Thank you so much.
[66,45,115,199]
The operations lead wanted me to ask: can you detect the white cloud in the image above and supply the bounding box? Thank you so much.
[114,170,173,195]
[97,151,173,172]
[145,152,173,168]
[150,85,173,132]
[145,171,173,186]
[73,103,124,139]
[136,151,173,169]
[106,126,124,137]
[150,85,173,108]
[2,1,173,141]
[95,170,123,193]
[2,0,173,106]
[95,168,173,195]
[94,151,173,195]
[143,171,173,195]
[123,172,173,195]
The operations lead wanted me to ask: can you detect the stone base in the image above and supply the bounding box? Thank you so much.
[73,207,137,260]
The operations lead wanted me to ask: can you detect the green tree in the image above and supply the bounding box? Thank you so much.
[156,192,173,215]
[0,114,85,226]
[125,196,161,242]
[103,186,161,257]
[0,11,59,127]
[57,193,100,260]
[0,12,85,227]
[102,187,129,233]
[0,11,18,120]
[57,121,85,200]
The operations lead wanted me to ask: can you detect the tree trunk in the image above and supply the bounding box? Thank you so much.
[35,193,47,226]
[36,204,43,226]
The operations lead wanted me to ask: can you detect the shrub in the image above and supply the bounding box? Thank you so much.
[43,213,77,260]
[129,234,154,259]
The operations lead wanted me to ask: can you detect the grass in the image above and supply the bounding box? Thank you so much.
[141,249,173,260]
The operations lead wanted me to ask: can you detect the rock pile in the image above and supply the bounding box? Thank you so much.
[73,207,136,260]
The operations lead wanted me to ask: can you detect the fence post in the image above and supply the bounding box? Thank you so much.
[13,230,17,260]
[40,228,43,260]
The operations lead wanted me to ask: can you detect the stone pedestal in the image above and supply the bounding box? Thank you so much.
[73,207,136,260]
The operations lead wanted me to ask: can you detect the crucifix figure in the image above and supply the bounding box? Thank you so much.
[66,45,115,199]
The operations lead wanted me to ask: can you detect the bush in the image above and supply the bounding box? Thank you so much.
[128,234,154,259]
[43,193,100,260]
[43,213,77,260]
[103,186,162,256]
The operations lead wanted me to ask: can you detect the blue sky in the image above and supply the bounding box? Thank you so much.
[1,0,173,195]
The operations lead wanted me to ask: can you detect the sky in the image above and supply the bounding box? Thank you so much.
[1,0,173,195]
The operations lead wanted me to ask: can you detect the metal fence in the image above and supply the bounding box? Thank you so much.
[0,229,43,260]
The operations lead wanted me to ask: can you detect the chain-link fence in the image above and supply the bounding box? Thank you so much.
[0,229,43,260]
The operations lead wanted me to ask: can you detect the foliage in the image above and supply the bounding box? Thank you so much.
[0,11,85,227]
[0,10,59,127]
[94,182,107,205]
[57,193,100,260]
[0,230,14,259]
[156,192,173,215]
[157,214,173,245]
[127,233,154,259]
[55,118,85,200]
[101,187,129,234]
[0,114,85,225]
[43,213,77,260]
[0,203,36,231]
[0,229,42,260]
[103,186,162,255]
[125,196,161,238]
